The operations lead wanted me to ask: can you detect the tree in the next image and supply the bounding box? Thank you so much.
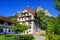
[37,10,47,30]
[37,10,56,34]
[54,14,60,35]
[13,24,28,33]
[54,0,60,11]
[46,17,55,34]
[54,0,60,35]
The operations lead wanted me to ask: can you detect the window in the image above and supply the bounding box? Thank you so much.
[0,20,4,24]
[8,22,12,25]
[28,21,31,24]
[29,30,31,32]
[0,28,3,33]
[22,14,24,16]
[20,18,22,21]
[22,18,23,20]
[9,29,10,32]
[25,18,26,20]
[21,14,23,17]
[4,22,8,25]
[12,30,13,32]
[28,14,29,16]
[21,14,25,16]
[22,22,25,24]
[29,26,31,29]
[26,13,29,16]
[28,17,31,20]
[19,15,21,17]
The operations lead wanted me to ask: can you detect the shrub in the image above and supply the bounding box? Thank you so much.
[0,34,15,40]
[25,34,35,40]
[52,35,60,40]
[0,34,35,40]
[5,34,15,37]
[19,34,35,40]
[45,34,60,40]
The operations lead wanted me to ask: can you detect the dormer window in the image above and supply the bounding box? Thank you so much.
[26,14,28,16]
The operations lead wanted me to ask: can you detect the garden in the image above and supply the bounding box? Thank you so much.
[0,23,35,40]
[0,34,35,40]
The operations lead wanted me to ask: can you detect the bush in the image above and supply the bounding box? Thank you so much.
[5,34,15,37]
[25,34,35,40]
[19,34,35,40]
[0,34,35,40]
[0,34,15,40]
[52,35,60,40]
[45,34,60,40]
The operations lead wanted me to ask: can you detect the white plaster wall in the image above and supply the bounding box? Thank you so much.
[3,28,9,33]
[33,22,36,33]
[26,18,28,20]
[26,22,28,25]
[17,17,20,21]
[6,28,9,33]
[31,15,34,19]
[3,28,6,33]
[28,15,35,34]
[19,15,21,17]
[31,21,34,34]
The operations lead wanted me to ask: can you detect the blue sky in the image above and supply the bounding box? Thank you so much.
[0,0,58,17]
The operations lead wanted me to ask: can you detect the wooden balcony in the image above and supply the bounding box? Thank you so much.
[0,24,12,28]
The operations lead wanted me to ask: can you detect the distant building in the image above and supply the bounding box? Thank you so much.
[0,17,18,34]
[17,6,41,34]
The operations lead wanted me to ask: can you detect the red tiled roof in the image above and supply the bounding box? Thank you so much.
[29,10,35,14]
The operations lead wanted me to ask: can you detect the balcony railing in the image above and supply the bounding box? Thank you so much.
[0,24,12,28]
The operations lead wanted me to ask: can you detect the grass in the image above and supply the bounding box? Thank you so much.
[40,34,48,40]
[0,34,15,40]
[40,34,48,37]
[40,34,60,40]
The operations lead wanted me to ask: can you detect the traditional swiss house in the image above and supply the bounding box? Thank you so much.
[17,6,41,34]
[0,17,18,34]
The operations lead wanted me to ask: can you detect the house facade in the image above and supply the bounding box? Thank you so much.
[17,6,41,34]
[0,17,18,34]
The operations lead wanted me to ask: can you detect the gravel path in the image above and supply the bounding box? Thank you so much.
[33,34,45,40]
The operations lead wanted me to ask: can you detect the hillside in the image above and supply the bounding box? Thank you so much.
[6,15,17,21]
